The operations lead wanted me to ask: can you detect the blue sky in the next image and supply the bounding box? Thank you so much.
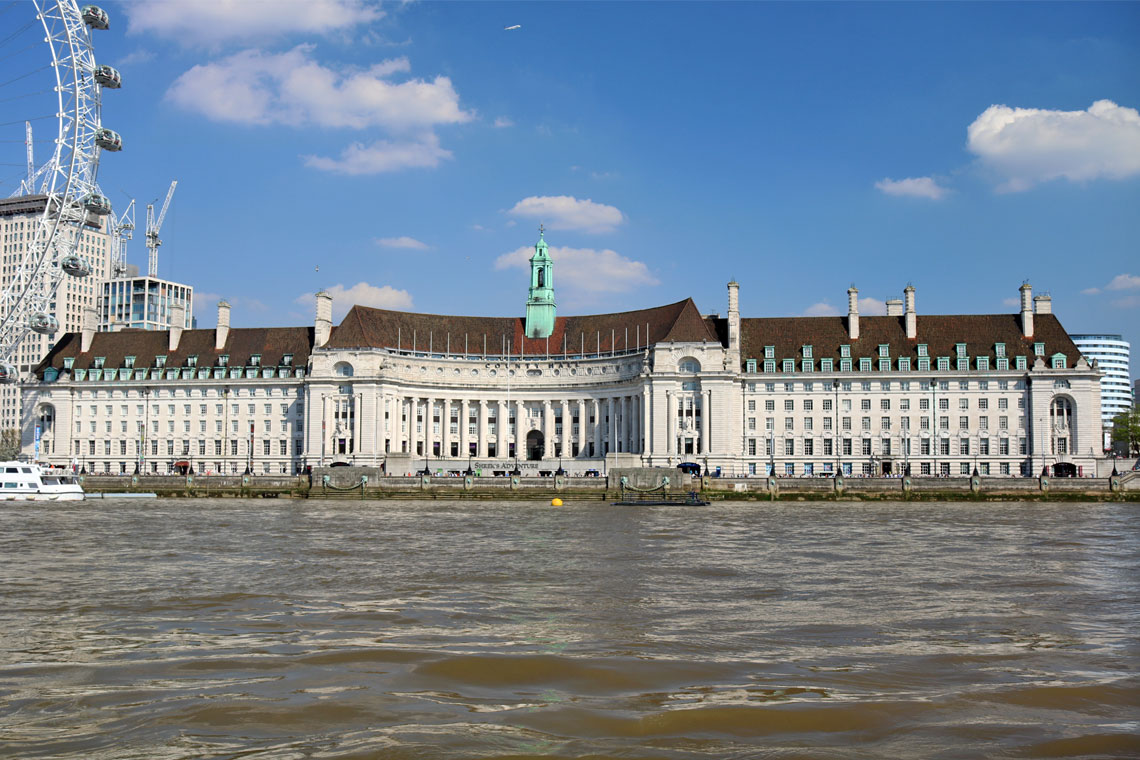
[3,1,1138,377]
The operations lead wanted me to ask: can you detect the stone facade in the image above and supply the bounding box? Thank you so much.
[21,239,1101,477]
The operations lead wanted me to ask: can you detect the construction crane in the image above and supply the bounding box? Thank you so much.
[145,180,177,278]
[109,199,135,278]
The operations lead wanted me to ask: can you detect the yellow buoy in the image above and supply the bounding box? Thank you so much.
[551,498,563,507]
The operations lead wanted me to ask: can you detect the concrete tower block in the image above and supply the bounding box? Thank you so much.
[1020,282,1033,338]
[904,285,917,340]
[215,300,230,350]
[80,307,96,353]
[169,305,185,351]
[315,290,333,347]
[847,286,859,341]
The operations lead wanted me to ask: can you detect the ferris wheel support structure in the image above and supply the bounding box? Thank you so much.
[0,1,117,379]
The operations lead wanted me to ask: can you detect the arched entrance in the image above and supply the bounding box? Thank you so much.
[526,430,544,460]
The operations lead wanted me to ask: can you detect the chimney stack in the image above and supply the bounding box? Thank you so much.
[80,307,96,353]
[215,300,230,350]
[904,285,917,340]
[847,286,859,340]
[1033,293,1052,315]
[726,280,740,362]
[168,305,185,351]
[315,290,333,347]
[886,299,903,316]
[1019,282,1033,338]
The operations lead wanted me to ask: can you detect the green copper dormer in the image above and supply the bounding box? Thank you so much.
[525,225,556,339]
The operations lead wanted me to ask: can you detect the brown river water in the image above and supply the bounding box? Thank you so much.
[1,499,1137,759]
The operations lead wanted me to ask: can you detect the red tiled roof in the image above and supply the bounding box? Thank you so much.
[740,313,1082,366]
[35,326,314,376]
[325,298,721,355]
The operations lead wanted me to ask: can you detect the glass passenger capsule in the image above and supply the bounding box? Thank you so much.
[94,65,121,89]
[95,128,122,151]
[81,5,109,30]
[30,312,59,335]
[61,255,92,277]
[0,363,17,384]
[82,193,112,216]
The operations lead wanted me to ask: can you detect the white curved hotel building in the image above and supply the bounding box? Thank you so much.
[22,234,1104,477]
[1069,334,1132,445]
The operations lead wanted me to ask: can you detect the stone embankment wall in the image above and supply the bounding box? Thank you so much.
[77,468,1139,501]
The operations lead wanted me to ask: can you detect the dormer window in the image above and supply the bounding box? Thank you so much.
[93,357,105,369]
[802,345,813,359]
[918,344,928,357]
[878,344,889,358]
[764,345,774,359]
[746,359,757,373]
[63,357,74,370]
[282,353,293,367]
[124,356,135,369]
[186,355,197,368]
[955,343,967,358]
[218,355,228,367]
[1034,342,1045,356]
[250,354,261,367]
[995,343,1006,358]
[155,355,166,369]
[840,345,850,358]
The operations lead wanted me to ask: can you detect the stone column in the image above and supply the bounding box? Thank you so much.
[321,393,330,464]
[642,387,651,456]
[597,398,606,458]
[631,393,640,454]
[576,399,586,457]
[543,400,553,458]
[702,389,711,455]
[441,399,451,460]
[459,399,469,458]
[496,399,506,459]
[354,392,363,456]
[477,400,487,458]
[665,390,674,456]
[423,398,432,459]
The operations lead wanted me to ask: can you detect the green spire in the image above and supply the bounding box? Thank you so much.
[525,224,556,339]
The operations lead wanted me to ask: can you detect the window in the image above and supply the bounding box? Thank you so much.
[764,346,774,359]
[784,439,794,456]
[802,345,813,358]
[960,438,970,456]
[746,359,757,373]
[784,400,794,411]
[840,345,850,358]
[803,399,813,411]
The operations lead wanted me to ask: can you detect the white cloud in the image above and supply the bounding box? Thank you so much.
[803,302,839,317]
[1105,273,1140,291]
[302,134,452,174]
[494,245,658,294]
[295,282,413,321]
[507,196,624,233]
[125,0,382,44]
[967,100,1140,191]
[493,116,514,128]
[859,296,887,316]
[1080,288,1101,296]
[1003,296,1022,306]
[875,176,948,200]
[1111,295,1140,309]
[375,236,430,250]
[116,49,155,67]
[167,47,471,131]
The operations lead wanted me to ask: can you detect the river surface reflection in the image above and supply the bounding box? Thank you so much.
[1,499,1137,759]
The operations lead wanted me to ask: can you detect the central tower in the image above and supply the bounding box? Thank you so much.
[524,226,556,339]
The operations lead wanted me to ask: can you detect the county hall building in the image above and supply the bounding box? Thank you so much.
[23,232,1102,478]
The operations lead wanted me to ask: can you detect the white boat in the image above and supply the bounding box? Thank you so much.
[0,462,85,501]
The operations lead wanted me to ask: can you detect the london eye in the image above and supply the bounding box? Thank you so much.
[0,1,118,381]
